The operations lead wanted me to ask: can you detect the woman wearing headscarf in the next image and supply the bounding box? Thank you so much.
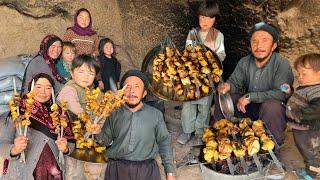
[0,73,74,179]
[63,8,99,56]
[21,34,65,95]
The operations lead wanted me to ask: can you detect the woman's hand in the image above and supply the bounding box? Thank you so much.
[55,137,68,153]
[11,135,28,156]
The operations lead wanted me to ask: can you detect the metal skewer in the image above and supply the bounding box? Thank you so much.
[252,153,263,174]
[240,156,249,175]
[268,150,282,169]
[226,157,235,175]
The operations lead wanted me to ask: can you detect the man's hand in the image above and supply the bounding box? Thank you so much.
[237,95,250,113]
[167,174,176,180]
[217,82,231,94]
[55,137,68,153]
[91,124,102,134]
[11,135,28,156]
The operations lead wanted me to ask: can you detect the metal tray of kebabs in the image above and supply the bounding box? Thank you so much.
[141,44,223,102]
[68,147,108,164]
[201,118,283,175]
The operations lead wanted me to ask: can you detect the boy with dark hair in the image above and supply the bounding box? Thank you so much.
[178,0,226,145]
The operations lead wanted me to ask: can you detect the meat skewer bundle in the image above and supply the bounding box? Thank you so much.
[151,36,222,102]
[202,118,281,175]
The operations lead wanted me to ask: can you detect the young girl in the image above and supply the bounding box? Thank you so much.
[63,8,99,56]
[96,38,121,92]
[57,54,100,117]
[56,41,76,81]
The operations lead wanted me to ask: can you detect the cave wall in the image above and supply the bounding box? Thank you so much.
[0,0,319,77]
[0,0,124,65]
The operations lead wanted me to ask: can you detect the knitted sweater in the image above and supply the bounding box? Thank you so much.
[286,84,320,130]
[63,29,99,56]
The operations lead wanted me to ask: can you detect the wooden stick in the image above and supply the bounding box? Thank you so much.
[13,77,17,94]
[51,88,55,104]
[31,79,35,91]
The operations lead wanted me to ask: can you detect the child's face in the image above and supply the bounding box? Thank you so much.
[103,42,114,57]
[199,15,215,32]
[77,11,91,29]
[62,47,75,63]
[296,64,320,86]
[71,64,96,88]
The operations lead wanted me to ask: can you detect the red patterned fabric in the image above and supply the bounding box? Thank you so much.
[2,159,8,175]
[19,97,74,140]
[33,143,62,180]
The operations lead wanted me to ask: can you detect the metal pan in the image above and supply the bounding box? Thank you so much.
[218,92,236,121]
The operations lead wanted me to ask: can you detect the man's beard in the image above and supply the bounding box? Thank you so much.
[255,57,267,62]
[126,100,142,109]
[254,50,273,63]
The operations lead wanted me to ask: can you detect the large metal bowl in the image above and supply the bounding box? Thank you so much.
[141,45,223,102]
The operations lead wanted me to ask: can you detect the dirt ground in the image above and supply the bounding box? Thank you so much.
[157,101,306,180]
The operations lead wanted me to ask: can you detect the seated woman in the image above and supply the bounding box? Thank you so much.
[0,73,74,179]
[22,34,66,95]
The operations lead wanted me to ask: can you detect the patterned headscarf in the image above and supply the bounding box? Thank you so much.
[39,34,64,82]
[69,8,97,36]
[19,74,74,141]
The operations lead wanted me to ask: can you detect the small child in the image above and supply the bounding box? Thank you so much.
[56,41,76,81]
[63,8,99,56]
[284,53,320,178]
[96,38,121,92]
[177,0,226,145]
[57,54,100,118]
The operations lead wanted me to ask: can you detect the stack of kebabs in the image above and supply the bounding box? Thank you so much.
[202,118,276,163]
[152,44,222,101]
[72,87,127,153]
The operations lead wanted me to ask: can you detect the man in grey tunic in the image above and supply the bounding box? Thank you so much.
[213,22,294,145]
[93,70,176,180]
